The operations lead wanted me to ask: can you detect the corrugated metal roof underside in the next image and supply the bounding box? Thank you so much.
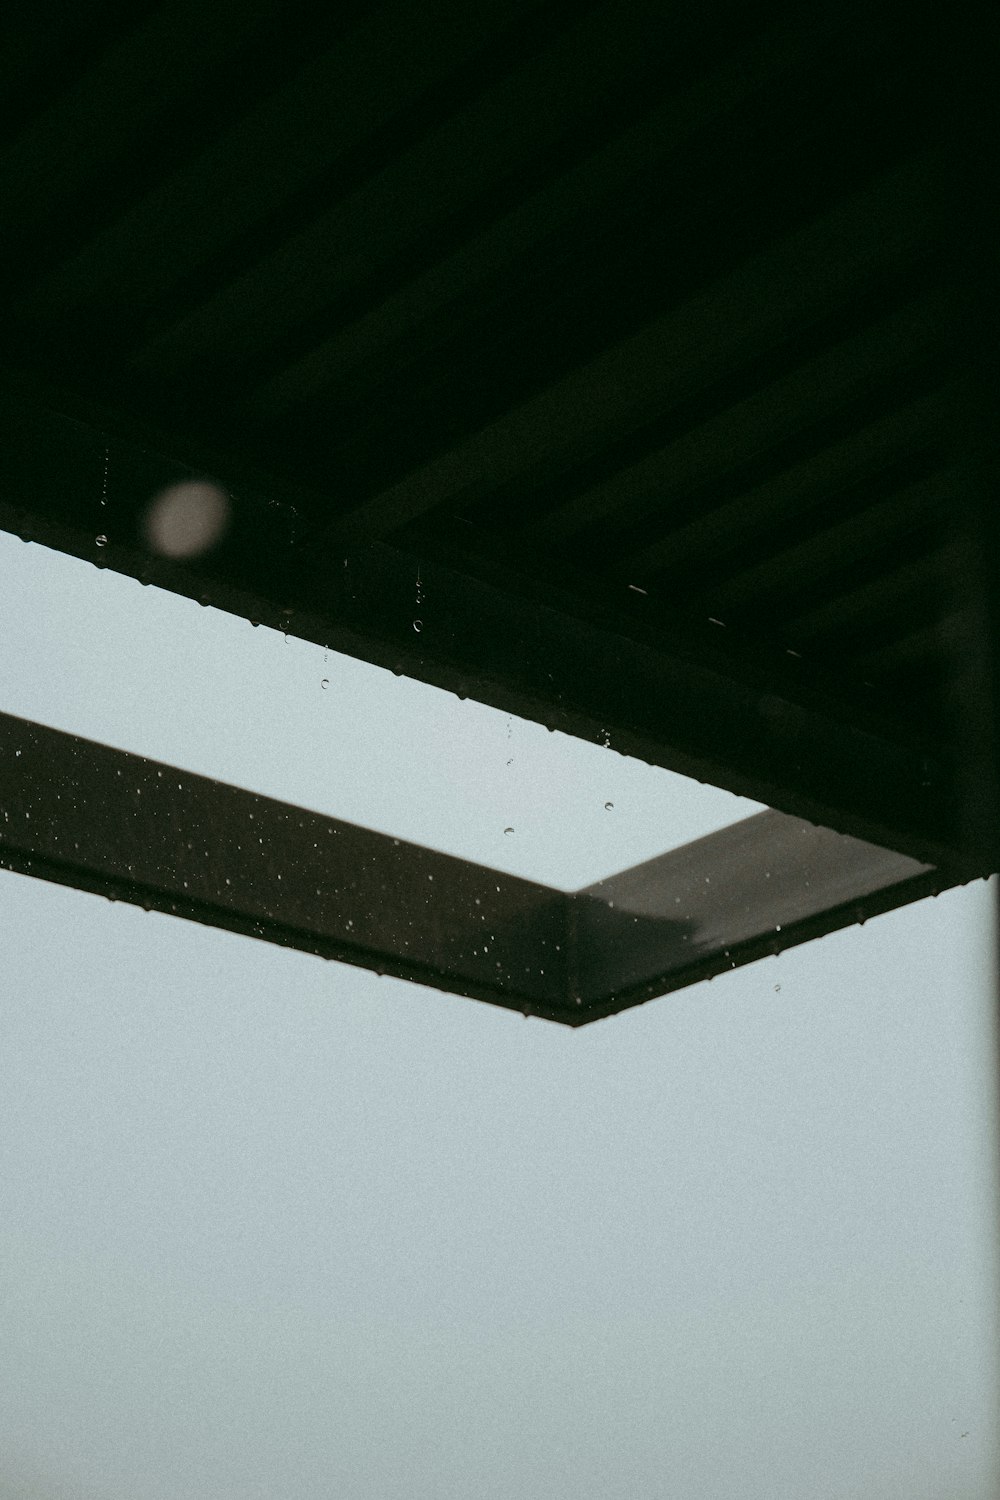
[0,2,975,778]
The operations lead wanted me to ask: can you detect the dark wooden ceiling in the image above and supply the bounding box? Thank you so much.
[0,1,990,871]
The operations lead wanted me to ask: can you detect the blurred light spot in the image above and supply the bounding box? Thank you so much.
[143,480,230,559]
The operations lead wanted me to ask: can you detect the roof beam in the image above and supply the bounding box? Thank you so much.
[567,809,941,1020]
[0,379,979,872]
[1,713,965,1026]
[0,711,570,1020]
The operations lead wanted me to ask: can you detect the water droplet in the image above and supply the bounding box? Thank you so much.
[604,801,613,811]
[95,534,108,547]
[504,826,514,835]
[321,678,329,689]
[143,480,230,559]
[774,984,781,993]
[413,619,422,632]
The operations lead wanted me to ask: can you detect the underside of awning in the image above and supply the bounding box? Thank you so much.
[0,2,996,1012]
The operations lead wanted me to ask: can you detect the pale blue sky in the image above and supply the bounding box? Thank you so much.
[0,532,764,890]
[1,533,998,1498]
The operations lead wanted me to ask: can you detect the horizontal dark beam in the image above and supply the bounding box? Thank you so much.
[0,712,973,1027]
[0,711,570,1022]
[566,809,948,1022]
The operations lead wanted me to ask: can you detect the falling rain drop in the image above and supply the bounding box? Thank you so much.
[604,801,613,811]
[321,678,329,689]
[95,534,108,547]
[504,826,514,836]
[413,619,422,632]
